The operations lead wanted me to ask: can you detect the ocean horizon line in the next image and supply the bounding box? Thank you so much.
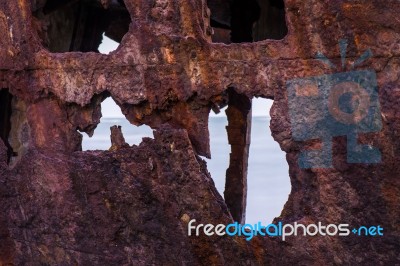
[101,116,271,119]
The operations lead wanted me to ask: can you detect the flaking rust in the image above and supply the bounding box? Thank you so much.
[0,0,399,265]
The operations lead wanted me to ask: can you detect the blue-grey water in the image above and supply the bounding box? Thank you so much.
[82,117,291,224]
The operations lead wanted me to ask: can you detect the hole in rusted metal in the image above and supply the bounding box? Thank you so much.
[32,0,131,53]
[81,97,153,151]
[208,96,290,224]
[206,105,229,197]
[98,33,120,54]
[246,98,290,224]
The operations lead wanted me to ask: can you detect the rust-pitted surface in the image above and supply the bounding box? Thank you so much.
[0,0,399,265]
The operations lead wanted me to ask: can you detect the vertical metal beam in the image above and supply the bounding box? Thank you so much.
[224,89,252,223]
[223,0,259,223]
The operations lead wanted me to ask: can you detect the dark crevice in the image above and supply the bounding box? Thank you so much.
[230,0,260,43]
[33,0,131,53]
[253,0,288,41]
[210,19,230,30]
[0,89,15,163]
[42,0,79,14]
[207,0,287,43]
[68,1,84,51]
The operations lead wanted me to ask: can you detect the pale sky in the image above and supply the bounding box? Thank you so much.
[98,34,119,54]
[99,35,273,118]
